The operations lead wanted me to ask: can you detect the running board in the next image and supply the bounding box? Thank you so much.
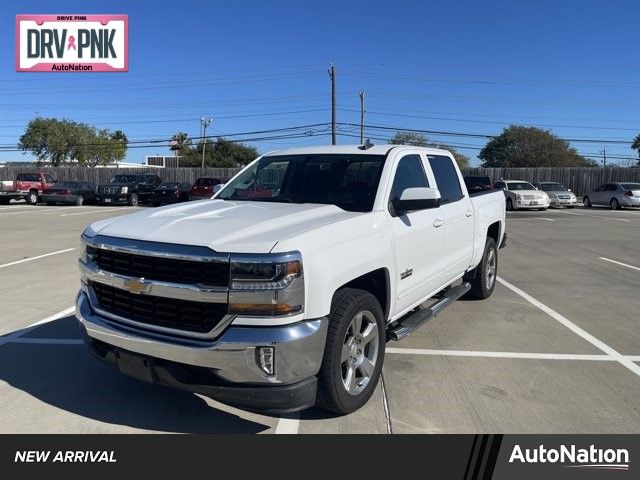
[387,282,471,341]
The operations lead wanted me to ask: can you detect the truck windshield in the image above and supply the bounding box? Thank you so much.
[507,182,536,191]
[109,175,140,183]
[217,154,387,212]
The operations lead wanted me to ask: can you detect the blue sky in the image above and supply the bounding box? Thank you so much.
[1,0,639,166]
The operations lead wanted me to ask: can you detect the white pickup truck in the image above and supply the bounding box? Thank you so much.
[76,144,506,414]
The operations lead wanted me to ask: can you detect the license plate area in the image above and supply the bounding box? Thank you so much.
[104,198,112,203]
[115,350,155,383]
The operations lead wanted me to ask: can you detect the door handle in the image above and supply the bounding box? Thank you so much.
[465,209,473,217]
[433,218,445,228]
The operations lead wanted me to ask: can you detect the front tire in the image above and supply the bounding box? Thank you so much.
[128,193,138,207]
[464,238,498,300]
[317,288,385,415]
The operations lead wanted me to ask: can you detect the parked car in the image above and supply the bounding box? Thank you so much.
[96,173,162,206]
[0,172,57,205]
[42,181,96,206]
[533,182,577,208]
[583,182,640,210]
[152,181,192,206]
[191,177,223,199]
[463,175,493,193]
[494,179,550,211]
[77,144,506,414]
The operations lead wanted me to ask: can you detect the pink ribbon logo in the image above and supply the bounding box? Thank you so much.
[67,35,77,50]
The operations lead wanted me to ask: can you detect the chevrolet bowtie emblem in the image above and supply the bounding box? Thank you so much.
[123,277,150,295]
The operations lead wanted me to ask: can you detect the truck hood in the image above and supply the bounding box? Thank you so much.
[88,199,362,253]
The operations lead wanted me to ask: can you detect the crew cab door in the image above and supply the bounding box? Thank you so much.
[427,154,474,280]
[389,153,446,315]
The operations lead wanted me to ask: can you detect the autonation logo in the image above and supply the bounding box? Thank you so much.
[509,444,630,471]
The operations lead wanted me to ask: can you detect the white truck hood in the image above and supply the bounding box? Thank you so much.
[88,199,362,253]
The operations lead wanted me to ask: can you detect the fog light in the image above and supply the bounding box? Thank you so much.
[257,346,275,375]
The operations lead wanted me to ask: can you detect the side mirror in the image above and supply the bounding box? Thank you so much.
[394,187,441,215]
[212,183,225,194]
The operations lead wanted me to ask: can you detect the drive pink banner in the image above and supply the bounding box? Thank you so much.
[16,14,128,72]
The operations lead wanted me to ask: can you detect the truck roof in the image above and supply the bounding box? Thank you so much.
[263,144,454,157]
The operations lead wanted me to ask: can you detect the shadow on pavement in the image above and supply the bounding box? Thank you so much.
[0,315,270,434]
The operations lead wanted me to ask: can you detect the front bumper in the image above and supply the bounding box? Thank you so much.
[75,290,328,412]
[96,194,129,204]
[515,200,550,209]
[549,197,577,207]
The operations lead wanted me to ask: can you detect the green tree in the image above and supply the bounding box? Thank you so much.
[170,132,191,156]
[177,137,258,167]
[632,133,640,166]
[479,125,594,167]
[19,117,128,166]
[389,131,470,168]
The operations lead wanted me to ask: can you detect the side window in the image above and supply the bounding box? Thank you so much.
[390,154,429,202]
[428,155,463,204]
[44,174,55,183]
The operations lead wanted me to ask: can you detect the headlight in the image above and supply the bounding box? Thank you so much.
[120,186,128,194]
[228,252,304,316]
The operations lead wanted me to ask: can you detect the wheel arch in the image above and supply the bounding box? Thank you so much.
[331,268,391,322]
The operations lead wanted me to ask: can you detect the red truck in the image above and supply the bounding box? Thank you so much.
[0,172,57,205]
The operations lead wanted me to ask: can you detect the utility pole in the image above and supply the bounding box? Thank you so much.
[359,90,366,144]
[328,64,336,145]
[200,116,212,168]
[600,148,607,167]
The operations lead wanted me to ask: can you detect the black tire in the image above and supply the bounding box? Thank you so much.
[583,196,591,208]
[0,198,10,205]
[537,207,546,211]
[25,190,38,205]
[75,196,84,206]
[128,193,138,207]
[46,202,56,206]
[610,198,621,210]
[464,238,498,300]
[506,198,513,211]
[567,206,575,209]
[316,288,385,415]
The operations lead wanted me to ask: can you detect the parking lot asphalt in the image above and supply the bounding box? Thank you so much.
[1,202,639,433]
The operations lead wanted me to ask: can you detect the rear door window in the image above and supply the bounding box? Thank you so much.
[427,155,463,204]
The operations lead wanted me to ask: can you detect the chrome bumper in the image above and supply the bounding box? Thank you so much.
[76,290,328,385]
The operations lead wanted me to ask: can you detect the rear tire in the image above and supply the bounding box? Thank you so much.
[316,288,385,415]
[583,196,591,208]
[506,198,514,211]
[26,190,38,205]
[0,198,10,205]
[128,193,138,207]
[610,198,621,210]
[464,238,498,300]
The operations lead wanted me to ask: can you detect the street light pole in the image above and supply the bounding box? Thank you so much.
[201,116,212,168]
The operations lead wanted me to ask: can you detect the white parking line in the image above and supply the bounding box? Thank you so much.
[386,348,613,361]
[60,208,127,217]
[599,257,640,272]
[535,218,555,222]
[0,207,70,215]
[0,306,75,346]
[0,248,76,269]
[496,276,640,377]
[274,414,300,434]
[555,211,630,222]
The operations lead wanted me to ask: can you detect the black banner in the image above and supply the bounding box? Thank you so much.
[0,435,636,479]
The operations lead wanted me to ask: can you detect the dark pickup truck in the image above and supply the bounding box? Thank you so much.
[96,173,162,206]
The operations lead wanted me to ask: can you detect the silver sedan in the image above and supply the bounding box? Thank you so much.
[583,182,640,210]
[534,182,577,208]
